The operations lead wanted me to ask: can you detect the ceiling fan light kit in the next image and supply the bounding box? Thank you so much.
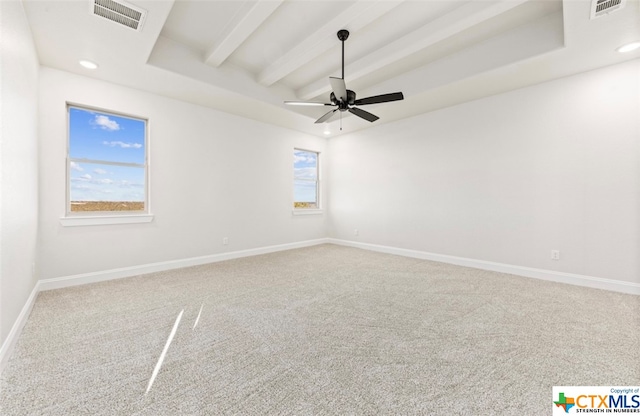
[285,30,404,127]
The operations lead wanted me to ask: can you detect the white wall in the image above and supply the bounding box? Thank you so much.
[0,0,40,345]
[328,60,640,285]
[38,68,327,280]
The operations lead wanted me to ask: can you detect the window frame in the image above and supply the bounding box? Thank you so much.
[293,148,321,214]
[61,103,152,226]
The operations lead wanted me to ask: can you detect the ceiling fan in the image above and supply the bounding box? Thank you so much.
[285,29,404,125]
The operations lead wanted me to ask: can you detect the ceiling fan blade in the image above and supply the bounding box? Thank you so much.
[285,101,332,106]
[354,92,404,106]
[348,107,379,123]
[315,108,338,124]
[329,77,348,102]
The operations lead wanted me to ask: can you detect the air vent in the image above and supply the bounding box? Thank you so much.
[590,0,626,19]
[92,0,146,31]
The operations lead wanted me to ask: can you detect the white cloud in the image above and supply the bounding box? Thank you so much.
[70,161,84,171]
[102,141,142,149]
[93,168,108,175]
[71,175,91,182]
[98,178,114,184]
[93,115,120,131]
[294,167,317,180]
[294,155,315,164]
[81,173,92,180]
[115,180,144,189]
[294,151,317,164]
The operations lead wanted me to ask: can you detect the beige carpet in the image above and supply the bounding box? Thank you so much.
[1,244,638,414]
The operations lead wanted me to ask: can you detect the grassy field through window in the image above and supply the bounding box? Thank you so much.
[70,201,145,212]
[293,202,317,209]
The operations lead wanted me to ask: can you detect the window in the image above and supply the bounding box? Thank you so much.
[67,105,148,216]
[293,149,319,210]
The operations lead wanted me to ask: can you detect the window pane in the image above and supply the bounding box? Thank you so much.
[294,150,317,180]
[69,162,145,212]
[294,180,317,209]
[69,107,145,164]
[293,149,319,209]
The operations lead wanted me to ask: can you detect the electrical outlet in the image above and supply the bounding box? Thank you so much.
[354,229,359,236]
[551,250,560,260]
[223,237,228,245]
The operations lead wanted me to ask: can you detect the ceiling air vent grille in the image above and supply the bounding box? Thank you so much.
[92,0,146,31]
[590,0,626,19]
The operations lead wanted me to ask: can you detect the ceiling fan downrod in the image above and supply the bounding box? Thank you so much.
[337,29,349,79]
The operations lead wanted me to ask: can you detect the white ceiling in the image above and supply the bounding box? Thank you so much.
[23,0,640,137]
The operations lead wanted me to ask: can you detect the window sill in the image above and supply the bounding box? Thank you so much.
[60,214,154,227]
[292,209,323,216]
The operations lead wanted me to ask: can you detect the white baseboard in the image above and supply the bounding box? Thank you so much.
[328,238,640,295]
[38,238,330,291]
[0,281,40,373]
[3,236,636,375]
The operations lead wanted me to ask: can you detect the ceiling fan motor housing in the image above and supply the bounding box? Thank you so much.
[330,90,356,110]
[346,90,356,105]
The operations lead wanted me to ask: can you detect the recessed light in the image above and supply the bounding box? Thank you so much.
[79,60,98,69]
[616,42,640,53]
[324,130,331,135]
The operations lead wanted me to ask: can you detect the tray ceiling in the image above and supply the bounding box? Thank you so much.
[23,0,640,137]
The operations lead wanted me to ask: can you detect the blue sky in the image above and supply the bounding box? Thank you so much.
[69,107,146,202]
[293,150,318,204]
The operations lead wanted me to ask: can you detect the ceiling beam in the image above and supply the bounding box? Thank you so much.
[257,0,404,87]
[204,0,284,68]
[297,0,529,100]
